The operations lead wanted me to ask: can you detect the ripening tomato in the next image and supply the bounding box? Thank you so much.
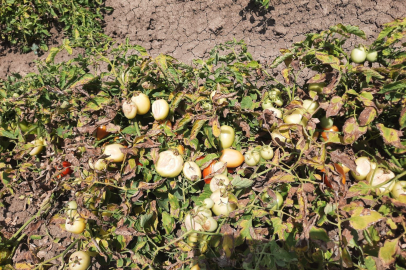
[321,125,339,142]
[68,251,91,270]
[219,149,244,168]
[202,160,227,184]
[95,126,110,140]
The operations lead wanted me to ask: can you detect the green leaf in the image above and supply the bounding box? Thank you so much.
[348,207,383,230]
[0,129,17,139]
[270,53,293,68]
[400,107,406,130]
[378,80,406,94]
[309,226,330,242]
[231,175,253,189]
[83,95,110,111]
[330,23,366,39]
[191,184,212,205]
[174,113,193,131]
[235,218,253,246]
[241,96,253,110]
[364,256,377,270]
[161,211,175,234]
[121,125,139,134]
[379,238,398,267]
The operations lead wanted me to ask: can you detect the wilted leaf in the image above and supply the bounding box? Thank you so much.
[308,73,326,84]
[168,193,180,218]
[379,238,398,267]
[376,124,405,149]
[358,107,377,126]
[315,52,340,70]
[326,96,343,117]
[309,226,330,242]
[343,117,367,144]
[190,119,207,140]
[400,107,406,130]
[231,175,253,189]
[348,207,383,230]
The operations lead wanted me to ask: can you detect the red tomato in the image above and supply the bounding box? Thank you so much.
[62,161,71,168]
[321,125,339,142]
[202,160,217,184]
[135,158,143,166]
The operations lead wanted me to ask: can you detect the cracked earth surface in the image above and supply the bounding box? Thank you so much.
[1,0,405,77]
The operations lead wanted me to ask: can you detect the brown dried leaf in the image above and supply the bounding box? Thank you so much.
[329,150,357,172]
[138,179,165,190]
[326,96,344,117]
[342,117,368,144]
[358,107,377,126]
[308,73,327,84]
[237,120,250,137]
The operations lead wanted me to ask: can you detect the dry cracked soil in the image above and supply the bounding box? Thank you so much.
[1,0,406,77]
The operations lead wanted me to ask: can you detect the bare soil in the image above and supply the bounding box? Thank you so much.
[1,0,405,78]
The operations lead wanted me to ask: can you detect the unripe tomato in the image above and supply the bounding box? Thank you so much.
[202,217,218,232]
[156,150,184,178]
[202,160,227,184]
[320,116,334,129]
[244,150,260,166]
[210,174,230,192]
[308,82,326,94]
[202,198,214,209]
[65,214,86,234]
[350,157,372,181]
[283,108,308,126]
[183,161,202,181]
[184,214,203,231]
[190,264,201,270]
[141,81,155,90]
[122,101,137,119]
[103,144,127,162]
[152,100,170,120]
[261,191,283,210]
[268,88,283,107]
[260,145,274,160]
[29,137,46,156]
[367,168,395,195]
[68,251,91,270]
[66,201,78,218]
[219,125,235,149]
[321,126,339,142]
[262,99,274,110]
[202,102,212,110]
[193,206,212,217]
[351,46,367,64]
[131,93,151,115]
[219,149,244,168]
[264,107,282,119]
[210,188,227,204]
[366,50,378,62]
[95,125,110,140]
[212,200,237,217]
[302,99,319,114]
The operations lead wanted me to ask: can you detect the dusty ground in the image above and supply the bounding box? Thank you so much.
[1,0,405,77]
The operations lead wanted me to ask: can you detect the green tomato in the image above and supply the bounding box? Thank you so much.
[283,108,308,126]
[260,145,274,160]
[65,214,86,234]
[210,174,230,192]
[350,157,371,181]
[29,137,46,156]
[268,88,283,107]
[219,125,235,149]
[308,82,326,94]
[202,102,212,110]
[351,46,367,64]
[320,116,334,129]
[262,99,274,110]
[202,198,214,209]
[244,150,260,166]
[202,217,218,232]
[66,201,78,218]
[366,50,378,62]
[302,99,319,114]
[183,161,201,181]
[261,190,283,210]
